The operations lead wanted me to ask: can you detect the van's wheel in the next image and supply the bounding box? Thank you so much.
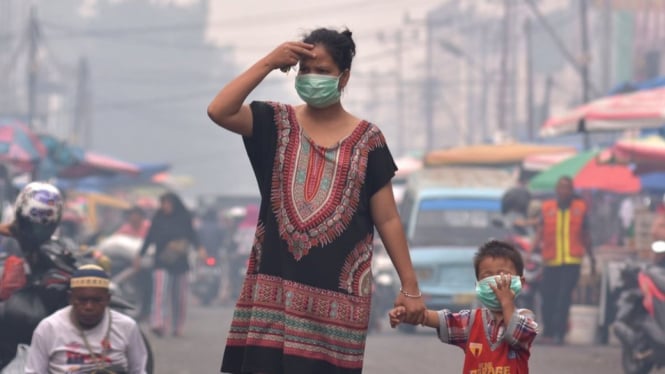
[140,329,155,374]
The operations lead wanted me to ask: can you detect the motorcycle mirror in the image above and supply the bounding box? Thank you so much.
[652,241,665,254]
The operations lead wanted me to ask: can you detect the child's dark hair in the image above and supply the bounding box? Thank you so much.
[473,240,524,278]
[302,28,356,71]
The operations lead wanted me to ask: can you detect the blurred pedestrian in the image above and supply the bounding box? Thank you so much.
[208,27,424,373]
[116,206,151,239]
[25,264,147,373]
[390,240,538,374]
[117,205,153,322]
[533,176,595,345]
[196,207,226,303]
[133,192,205,337]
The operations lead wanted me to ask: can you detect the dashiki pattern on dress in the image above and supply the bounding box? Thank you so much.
[220,101,397,374]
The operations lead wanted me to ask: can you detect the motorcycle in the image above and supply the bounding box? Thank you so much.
[510,235,542,313]
[191,254,222,306]
[0,237,155,373]
[95,234,153,321]
[613,241,665,374]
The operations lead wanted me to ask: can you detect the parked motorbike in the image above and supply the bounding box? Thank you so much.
[0,237,155,373]
[191,254,222,306]
[613,241,665,374]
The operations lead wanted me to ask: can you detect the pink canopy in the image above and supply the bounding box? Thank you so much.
[57,151,140,179]
[540,87,665,137]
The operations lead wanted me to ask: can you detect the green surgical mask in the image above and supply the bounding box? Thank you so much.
[475,275,522,311]
[295,73,342,108]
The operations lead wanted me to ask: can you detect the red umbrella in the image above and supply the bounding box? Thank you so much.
[602,135,665,175]
[529,150,640,193]
[540,87,665,137]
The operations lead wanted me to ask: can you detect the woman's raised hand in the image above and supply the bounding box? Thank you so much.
[262,42,316,72]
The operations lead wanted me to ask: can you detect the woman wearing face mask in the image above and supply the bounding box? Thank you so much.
[207,27,425,374]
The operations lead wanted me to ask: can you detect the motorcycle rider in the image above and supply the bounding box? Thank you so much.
[25,264,148,373]
[0,182,67,369]
[0,182,64,296]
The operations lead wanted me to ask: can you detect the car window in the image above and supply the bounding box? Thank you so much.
[437,263,477,289]
[411,198,507,247]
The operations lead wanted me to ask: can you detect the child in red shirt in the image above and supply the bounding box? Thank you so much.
[390,240,538,373]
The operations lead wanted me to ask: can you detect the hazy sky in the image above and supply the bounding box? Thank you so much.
[18,0,450,198]
[199,0,443,197]
[206,0,443,102]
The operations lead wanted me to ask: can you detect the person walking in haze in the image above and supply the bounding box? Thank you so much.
[116,206,151,239]
[133,192,206,338]
[207,27,425,374]
[533,176,595,345]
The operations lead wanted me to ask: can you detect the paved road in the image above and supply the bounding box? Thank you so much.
[142,301,652,374]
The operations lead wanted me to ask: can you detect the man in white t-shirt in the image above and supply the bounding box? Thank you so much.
[25,264,148,374]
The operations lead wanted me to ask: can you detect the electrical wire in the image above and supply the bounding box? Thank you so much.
[40,0,440,38]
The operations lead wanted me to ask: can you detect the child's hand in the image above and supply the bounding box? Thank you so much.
[489,273,516,307]
[389,306,407,328]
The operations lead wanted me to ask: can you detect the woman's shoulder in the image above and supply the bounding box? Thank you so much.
[357,120,388,148]
[251,100,293,112]
[250,101,296,124]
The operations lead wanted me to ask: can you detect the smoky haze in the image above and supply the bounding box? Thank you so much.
[0,0,634,197]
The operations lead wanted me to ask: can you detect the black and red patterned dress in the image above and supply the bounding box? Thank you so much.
[220,101,397,374]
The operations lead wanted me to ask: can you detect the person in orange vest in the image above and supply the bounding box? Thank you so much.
[533,176,594,345]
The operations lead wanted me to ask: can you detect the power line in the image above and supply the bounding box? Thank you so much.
[40,0,436,38]
[94,88,218,111]
[93,79,287,111]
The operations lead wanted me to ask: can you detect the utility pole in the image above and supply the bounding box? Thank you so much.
[395,29,405,156]
[73,57,92,148]
[26,7,39,130]
[425,15,435,152]
[497,0,513,137]
[541,75,554,130]
[601,0,613,93]
[524,18,535,141]
[580,0,592,149]
[480,25,489,143]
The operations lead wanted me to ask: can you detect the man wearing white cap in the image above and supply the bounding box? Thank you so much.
[25,264,148,374]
